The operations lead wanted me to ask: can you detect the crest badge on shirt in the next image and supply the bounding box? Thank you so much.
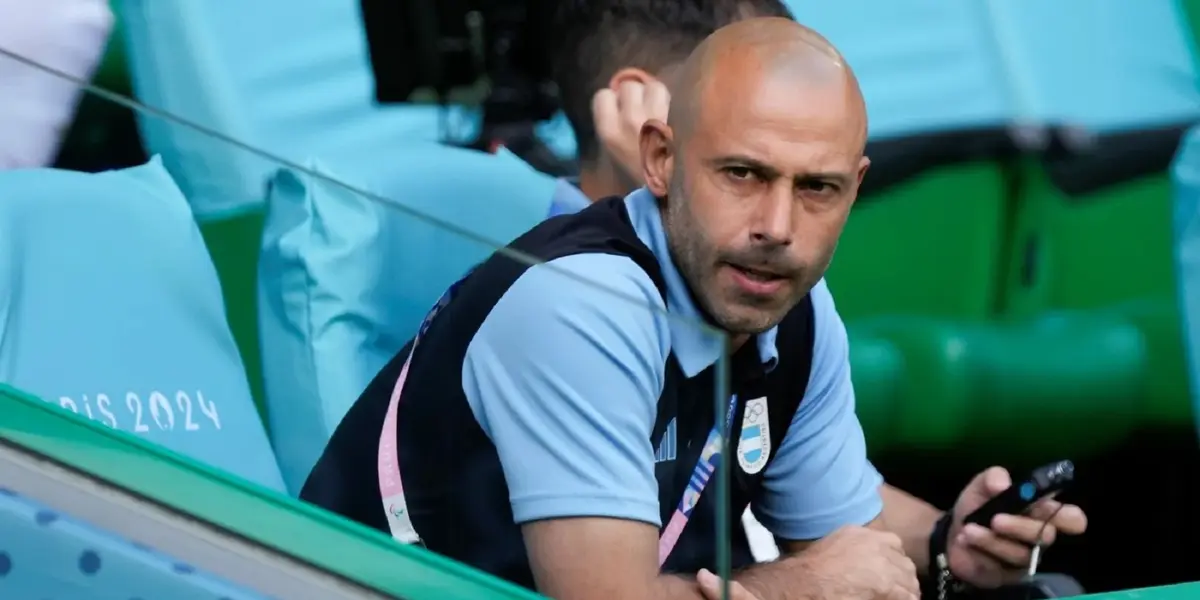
[736,397,771,475]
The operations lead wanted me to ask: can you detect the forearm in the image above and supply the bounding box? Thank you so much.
[880,483,944,572]
[735,555,822,600]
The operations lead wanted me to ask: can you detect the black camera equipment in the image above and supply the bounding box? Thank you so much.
[359,0,574,176]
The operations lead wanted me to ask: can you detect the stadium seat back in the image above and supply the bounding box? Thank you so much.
[0,159,284,490]
[258,146,554,491]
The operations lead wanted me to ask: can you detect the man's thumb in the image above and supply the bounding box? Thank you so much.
[697,569,722,599]
[979,466,1012,497]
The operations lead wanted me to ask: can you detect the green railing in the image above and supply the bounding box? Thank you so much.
[3,383,1197,599]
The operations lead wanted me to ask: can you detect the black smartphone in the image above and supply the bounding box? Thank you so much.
[962,460,1075,527]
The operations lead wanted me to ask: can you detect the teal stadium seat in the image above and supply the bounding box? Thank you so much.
[0,159,284,490]
[257,147,555,491]
[1173,126,1200,433]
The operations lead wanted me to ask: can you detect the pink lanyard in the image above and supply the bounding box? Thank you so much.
[376,283,739,567]
[377,350,421,544]
[657,395,738,566]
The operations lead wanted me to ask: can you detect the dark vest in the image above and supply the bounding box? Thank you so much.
[302,197,815,590]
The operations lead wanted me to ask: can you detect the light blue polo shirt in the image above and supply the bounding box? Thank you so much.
[462,187,882,540]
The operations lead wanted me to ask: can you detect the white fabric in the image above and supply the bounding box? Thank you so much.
[0,0,113,169]
[744,509,782,563]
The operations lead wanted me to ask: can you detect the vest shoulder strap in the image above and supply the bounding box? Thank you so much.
[765,295,817,443]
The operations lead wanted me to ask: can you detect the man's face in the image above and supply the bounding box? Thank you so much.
[645,70,868,335]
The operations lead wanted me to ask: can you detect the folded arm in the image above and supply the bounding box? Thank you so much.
[525,517,846,600]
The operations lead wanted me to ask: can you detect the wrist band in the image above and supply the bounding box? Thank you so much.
[927,512,964,600]
[928,512,953,581]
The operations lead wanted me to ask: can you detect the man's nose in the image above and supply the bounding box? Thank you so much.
[749,186,794,246]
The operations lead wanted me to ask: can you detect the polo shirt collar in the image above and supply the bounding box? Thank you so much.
[622,188,780,377]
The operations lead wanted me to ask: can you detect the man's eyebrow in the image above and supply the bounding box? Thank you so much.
[705,155,852,186]
[705,154,781,178]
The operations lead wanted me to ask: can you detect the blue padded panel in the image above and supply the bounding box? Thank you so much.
[257,147,554,491]
[0,159,285,491]
[984,0,1200,131]
[116,0,480,217]
[1173,126,1200,429]
[790,0,1012,139]
[0,486,268,599]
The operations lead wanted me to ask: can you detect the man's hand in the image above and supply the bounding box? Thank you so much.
[947,467,1088,588]
[592,77,670,181]
[774,525,920,600]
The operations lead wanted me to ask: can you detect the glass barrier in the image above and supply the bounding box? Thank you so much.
[0,20,734,599]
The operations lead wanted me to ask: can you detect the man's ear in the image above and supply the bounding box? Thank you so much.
[856,156,871,186]
[640,119,674,197]
[846,156,871,209]
[607,67,656,90]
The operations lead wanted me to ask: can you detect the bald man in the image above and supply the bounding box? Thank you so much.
[574,7,1087,596]
[302,18,1074,600]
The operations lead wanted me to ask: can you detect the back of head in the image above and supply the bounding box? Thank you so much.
[548,0,793,163]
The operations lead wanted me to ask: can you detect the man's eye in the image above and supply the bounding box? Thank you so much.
[725,167,755,180]
[802,180,834,194]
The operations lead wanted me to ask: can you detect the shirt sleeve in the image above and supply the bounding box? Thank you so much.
[461,253,672,526]
[751,280,884,541]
